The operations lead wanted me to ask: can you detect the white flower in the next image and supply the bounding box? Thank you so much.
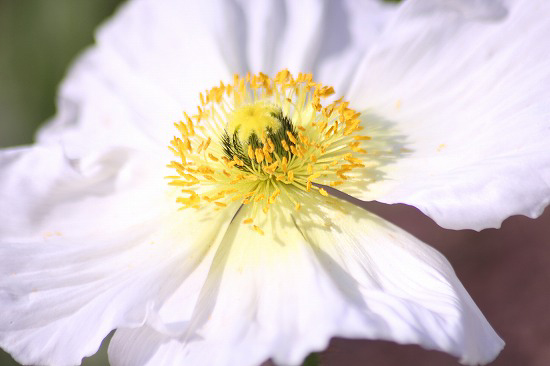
[1,0,549,366]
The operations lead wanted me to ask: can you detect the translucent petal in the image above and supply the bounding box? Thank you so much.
[0,146,238,366]
[346,0,550,229]
[108,196,503,366]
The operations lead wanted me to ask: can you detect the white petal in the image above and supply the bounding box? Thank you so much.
[108,196,503,366]
[39,0,398,158]
[346,0,550,230]
[37,48,160,158]
[273,0,398,94]
[0,145,238,366]
[0,144,164,238]
[314,0,398,94]
[206,0,286,75]
[271,0,326,76]
[38,0,233,152]
[196,0,398,94]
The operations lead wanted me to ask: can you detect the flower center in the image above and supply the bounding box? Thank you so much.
[167,70,370,234]
[227,102,281,142]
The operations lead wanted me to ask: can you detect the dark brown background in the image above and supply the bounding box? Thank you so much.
[1,1,549,365]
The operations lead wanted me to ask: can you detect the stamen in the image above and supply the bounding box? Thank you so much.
[252,225,265,235]
[167,70,370,234]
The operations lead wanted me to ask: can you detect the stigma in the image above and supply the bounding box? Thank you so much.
[166,70,370,233]
[227,102,281,142]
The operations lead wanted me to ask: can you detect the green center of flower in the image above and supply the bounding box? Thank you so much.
[166,70,370,234]
[227,102,282,142]
[222,104,296,172]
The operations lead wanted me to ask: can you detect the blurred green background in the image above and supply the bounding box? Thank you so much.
[0,0,124,149]
[0,1,124,364]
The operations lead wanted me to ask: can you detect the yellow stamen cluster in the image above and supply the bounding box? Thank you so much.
[167,70,370,234]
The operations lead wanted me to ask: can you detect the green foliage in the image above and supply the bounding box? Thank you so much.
[302,352,321,366]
